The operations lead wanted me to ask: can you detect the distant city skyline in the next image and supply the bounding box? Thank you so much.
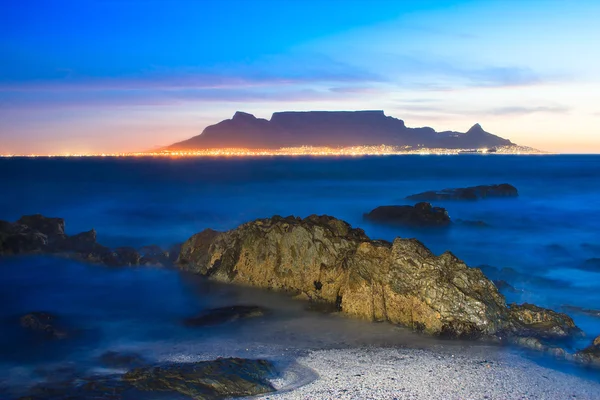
[1,0,599,154]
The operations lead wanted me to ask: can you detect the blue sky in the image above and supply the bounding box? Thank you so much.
[1,0,599,153]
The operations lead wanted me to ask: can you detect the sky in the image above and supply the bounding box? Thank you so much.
[1,0,599,154]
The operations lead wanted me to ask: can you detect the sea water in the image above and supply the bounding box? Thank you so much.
[1,155,599,392]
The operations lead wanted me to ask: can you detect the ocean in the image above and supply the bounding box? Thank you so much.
[1,155,600,393]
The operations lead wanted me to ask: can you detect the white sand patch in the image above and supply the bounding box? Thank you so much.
[260,347,600,400]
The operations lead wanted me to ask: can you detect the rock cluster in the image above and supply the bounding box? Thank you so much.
[177,214,580,343]
[0,214,179,267]
[406,183,518,201]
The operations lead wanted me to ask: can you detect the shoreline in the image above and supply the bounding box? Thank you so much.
[263,346,600,399]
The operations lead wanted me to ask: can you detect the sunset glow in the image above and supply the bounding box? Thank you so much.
[2,1,599,153]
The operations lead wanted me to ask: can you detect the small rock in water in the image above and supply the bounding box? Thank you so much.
[406,183,518,201]
[19,312,68,339]
[184,305,268,327]
[364,202,451,227]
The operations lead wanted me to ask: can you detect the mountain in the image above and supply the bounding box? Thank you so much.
[166,110,514,150]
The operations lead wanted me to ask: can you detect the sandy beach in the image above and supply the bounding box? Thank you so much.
[265,347,600,400]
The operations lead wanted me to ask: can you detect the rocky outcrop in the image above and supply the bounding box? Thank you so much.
[177,215,579,342]
[17,357,277,400]
[364,202,451,227]
[406,183,518,201]
[184,305,268,327]
[574,336,600,366]
[0,215,176,268]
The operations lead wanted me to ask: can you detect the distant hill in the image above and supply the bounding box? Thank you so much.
[166,110,515,150]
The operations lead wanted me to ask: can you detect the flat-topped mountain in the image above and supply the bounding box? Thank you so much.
[166,110,514,150]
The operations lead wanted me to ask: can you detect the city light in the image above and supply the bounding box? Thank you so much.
[0,145,546,158]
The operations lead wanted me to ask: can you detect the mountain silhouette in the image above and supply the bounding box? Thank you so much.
[166,110,514,150]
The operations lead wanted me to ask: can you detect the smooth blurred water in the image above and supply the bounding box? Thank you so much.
[1,155,599,391]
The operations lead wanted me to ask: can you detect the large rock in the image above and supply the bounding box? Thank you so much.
[364,202,451,227]
[574,336,600,366]
[177,215,578,341]
[406,183,518,201]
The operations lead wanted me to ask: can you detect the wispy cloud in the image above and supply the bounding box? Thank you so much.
[488,106,570,116]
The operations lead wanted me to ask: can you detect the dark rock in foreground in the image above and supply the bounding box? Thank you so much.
[124,358,277,399]
[0,214,176,268]
[574,336,600,366]
[19,312,67,339]
[184,305,267,327]
[406,183,518,201]
[364,202,451,227]
[177,214,579,343]
[17,357,276,400]
[19,358,277,400]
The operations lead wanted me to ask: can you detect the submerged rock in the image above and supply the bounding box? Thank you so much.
[19,312,67,339]
[99,351,148,369]
[364,202,451,227]
[184,305,267,327]
[406,183,518,201]
[574,336,600,366]
[561,305,600,318]
[123,358,277,399]
[177,215,579,342]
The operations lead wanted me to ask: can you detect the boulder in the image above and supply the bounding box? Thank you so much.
[177,215,579,341]
[123,358,277,399]
[184,305,267,327]
[507,303,583,340]
[364,202,451,227]
[574,336,600,366]
[406,183,518,201]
